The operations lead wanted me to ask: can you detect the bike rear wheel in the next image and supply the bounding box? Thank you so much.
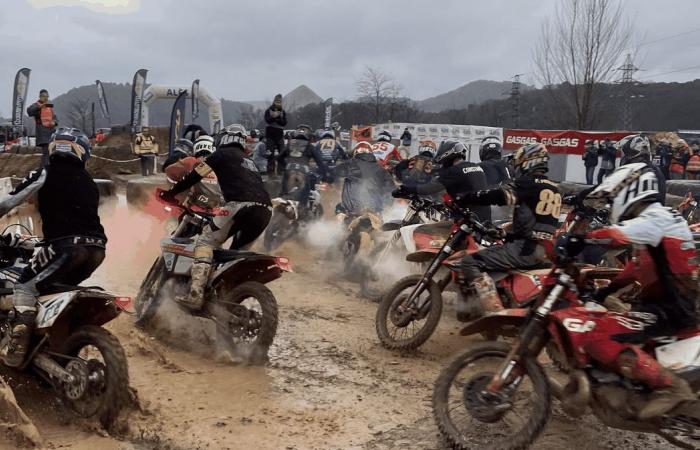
[134,257,165,327]
[375,274,443,351]
[432,341,551,450]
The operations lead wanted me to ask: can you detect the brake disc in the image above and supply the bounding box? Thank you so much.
[464,372,512,424]
[64,360,88,400]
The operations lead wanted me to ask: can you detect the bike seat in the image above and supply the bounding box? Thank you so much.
[213,249,261,263]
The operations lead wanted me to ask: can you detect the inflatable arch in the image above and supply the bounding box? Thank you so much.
[141,85,224,134]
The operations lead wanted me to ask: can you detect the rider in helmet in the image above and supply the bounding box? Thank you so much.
[393,140,490,221]
[182,124,207,143]
[571,162,697,419]
[164,134,223,210]
[618,134,666,204]
[372,131,403,172]
[162,138,194,171]
[478,136,511,187]
[315,129,349,174]
[279,127,332,195]
[0,128,107,367]
[453,143,558,316]
[393,141,436,188]
[160,124,272,310]
[334,141,395,218]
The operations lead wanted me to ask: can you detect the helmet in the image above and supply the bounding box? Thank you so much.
[479,136,502,161]
[296,124,313,140]
[434,140,467,166]
[585,162,659,223]
[216,124,247,149]
[250,129,262,140]
[617,134,650,163]
[352,141,373,157]
[376,131,392,143]
[320,130,335,140]
[193,135,215,157]
[291,130,309,141]
[417,141,437,158]
[511,143,549,176]
[48,127,91,164]
[183,124,207,142]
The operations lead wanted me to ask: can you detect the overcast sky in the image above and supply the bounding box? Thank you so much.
[2,0,700,117]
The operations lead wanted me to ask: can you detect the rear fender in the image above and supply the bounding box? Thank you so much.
[36,290,125,344]
[211,255,289,288]
[459,308,528,336]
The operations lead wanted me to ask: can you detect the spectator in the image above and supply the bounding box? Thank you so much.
[597,138,616,183]
[670,139,690,180]
[95,129,106,145]
[26,89,58,167]
[685,142,700,180]
[133,126,159,176]
[656,139,672,180]
[582,139,598,184]
[264,94,287,175]
[399,127,412,158]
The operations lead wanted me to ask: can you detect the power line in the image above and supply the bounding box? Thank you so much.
[635,27,700,49]
[638,64,700,80]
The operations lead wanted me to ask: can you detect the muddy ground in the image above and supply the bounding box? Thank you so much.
[0,198,678,450]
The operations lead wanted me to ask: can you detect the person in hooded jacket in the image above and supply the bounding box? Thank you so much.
[264,94,288,175]
[478,136,511,187]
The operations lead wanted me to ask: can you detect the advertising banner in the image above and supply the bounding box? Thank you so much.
[95,80,111,120]
[503,129,631,155]
[191,79,200,120]
[12,68,31,133]
[130,69,148,132]
[168,90,187,157]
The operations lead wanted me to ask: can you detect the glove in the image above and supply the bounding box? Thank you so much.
[392,185,417,198]
[159,189,177,203]
[455,192,479,205]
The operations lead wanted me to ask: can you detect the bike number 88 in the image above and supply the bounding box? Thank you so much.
[535,189,562,218]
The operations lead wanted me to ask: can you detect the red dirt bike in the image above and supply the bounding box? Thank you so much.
[432,230,700,450]
[375,194,554,351]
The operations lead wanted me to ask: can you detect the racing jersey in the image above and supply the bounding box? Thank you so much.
[587,202,698,333]
[315,137,348,168]
[371,141,402,171]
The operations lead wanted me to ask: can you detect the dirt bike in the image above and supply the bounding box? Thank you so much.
[375,193,547,351]
[360,195,447,301]
[264,171,326,252]
[432,232,700,450]
[135,190,289,364]
[0,231,131,429]
[679,191,700,232]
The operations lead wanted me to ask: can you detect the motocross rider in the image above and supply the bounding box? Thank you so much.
[161,138,194,172]
[478,136,511,187]
[393,141,436,188]
[334,141,395,221]
[279,128,331,196]
[618,134,666,204]
[568,162,697,419]
[372,131,403,172]
[0,128,107,367]
[160,125,272,310]
[315,129,349,173]
[452,143,558,315]
[392,140,490,221]
[164,135,224,210]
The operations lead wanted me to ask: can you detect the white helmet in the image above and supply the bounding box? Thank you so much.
[585,162,659,223]
[193,135,215,157]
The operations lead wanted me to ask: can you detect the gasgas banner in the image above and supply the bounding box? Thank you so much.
[129,69,148,132]
[12,68,31,133]
[503,129,631,155]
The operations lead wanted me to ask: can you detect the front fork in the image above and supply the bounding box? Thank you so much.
[401,226,469,314]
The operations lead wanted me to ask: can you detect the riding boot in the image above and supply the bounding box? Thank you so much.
[1,309,37,368]
[470,275,504,314]
[617,350,695,420]
[177,262,211,310]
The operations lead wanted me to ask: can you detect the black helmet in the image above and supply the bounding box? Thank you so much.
[172,138,194,158]
[296,124,313,140]
[216,124,247,149]
[511,143,549,176]
[376,131,392,143]
[48,127,91,164]
[617,134,651,163]
[183,124,207,142]
[479,136,502,161]
[434,140,467,167]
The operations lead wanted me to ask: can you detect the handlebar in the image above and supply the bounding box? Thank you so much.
[155,188,229,217]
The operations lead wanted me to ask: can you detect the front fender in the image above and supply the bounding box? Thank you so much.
[459,308,528,336]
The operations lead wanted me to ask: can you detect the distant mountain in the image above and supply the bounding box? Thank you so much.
[418,80,525,113]
[244,85,324,112]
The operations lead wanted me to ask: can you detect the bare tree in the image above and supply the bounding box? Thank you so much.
[240,108,263,131]
[533,0,633,129]
[66,98,92,131]
[355,66,400,123]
